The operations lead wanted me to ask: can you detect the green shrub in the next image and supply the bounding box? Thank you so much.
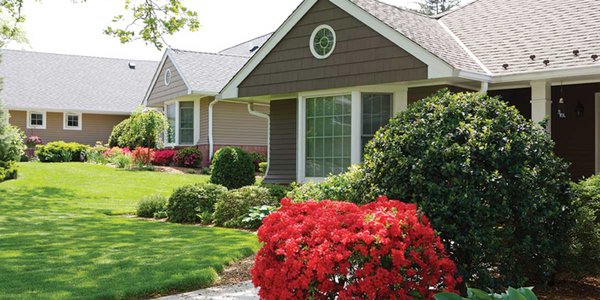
[111,153,132,169]
[259,162,268,174]
[210,147,255,189]
[86,142,109,165]
[136,194,168,218]
[361,90,574,288]
[213,186,275,228]
[241,205,278,229]
[174,147,203,168]
[0,160,18,182]
[287,165,368,204]
[249,152,266,172]
[435,287,539,300]
[261,183,292,201]
[166,183,228,223]
[0,124,26,163]
[35,141,89,162]
[563,176,600,276]
[109,107,168,149]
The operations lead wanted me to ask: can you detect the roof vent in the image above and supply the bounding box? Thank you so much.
[573,50,580,56]
[529,55,536,61]
[592,54,598,61]
[249,46,259,53]
[502,63,509,70]
[543,59,550,66]
[128,62,136,69]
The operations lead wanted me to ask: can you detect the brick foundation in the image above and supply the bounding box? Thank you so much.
[174,144,267,167]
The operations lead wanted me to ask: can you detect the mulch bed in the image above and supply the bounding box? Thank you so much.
[216,255,255,286]
[537,276,600,300]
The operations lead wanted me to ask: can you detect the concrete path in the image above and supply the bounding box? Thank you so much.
[156,281,259,300]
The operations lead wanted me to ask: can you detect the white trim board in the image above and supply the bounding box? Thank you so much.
[143,49,196,104]
[26,111,47,130]
[63,112,83,131]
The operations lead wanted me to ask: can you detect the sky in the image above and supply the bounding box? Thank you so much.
[5,0,427,61]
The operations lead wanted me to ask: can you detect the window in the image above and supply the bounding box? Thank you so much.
[305,95,351,178]
[27,111,46,129]
[310,24,336,59]
[179,102,194,145]
[362,93,392,152]
[63,112,82,130]
[164,69,172,86]
[166,103,176,144]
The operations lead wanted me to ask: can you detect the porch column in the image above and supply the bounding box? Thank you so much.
[530,80,552,133]
[351,91,362,165]
[393,86,408,115]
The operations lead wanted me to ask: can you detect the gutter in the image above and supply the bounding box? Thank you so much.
[247,103,270,177]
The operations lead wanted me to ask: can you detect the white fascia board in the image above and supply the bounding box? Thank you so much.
[331,0,454,79]
[220,0,318,100]
[456,70,492,82]
[142,51,170,104]
[4,106,132,115]
[492,65,600,84]
[167,49,194,95]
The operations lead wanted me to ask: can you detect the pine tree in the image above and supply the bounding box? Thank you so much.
[417,0,461,15]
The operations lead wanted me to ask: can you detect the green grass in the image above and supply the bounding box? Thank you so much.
[0,163,260,299]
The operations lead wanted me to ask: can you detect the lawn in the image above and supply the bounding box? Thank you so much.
[0,163,260,299]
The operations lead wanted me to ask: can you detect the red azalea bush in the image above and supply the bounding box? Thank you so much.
[174,147,203,168]
[131,147,155,167]
[252,197,460,300]
[152,149,176,166]
[103,146,131,158]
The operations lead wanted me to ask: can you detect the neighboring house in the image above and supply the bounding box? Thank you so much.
[144,34,272,166]
[0,49,157,145]
[218,0,600,183]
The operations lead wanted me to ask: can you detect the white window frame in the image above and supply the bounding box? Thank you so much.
[310,24,337,60]
[297,86,408,183]
[163,98,200,147]
[63,112,82,130]
[27,111,46,129]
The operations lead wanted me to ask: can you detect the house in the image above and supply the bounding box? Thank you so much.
[216,0,600,183]
[0,49,157,145]
[144,34,272,166]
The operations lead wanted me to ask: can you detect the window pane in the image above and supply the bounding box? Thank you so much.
[361,93,392,153]
[166,104,176,143]
[179,102,194,144]
[305,95,351,178]
[30,113,43,126]
[67,115,79,127]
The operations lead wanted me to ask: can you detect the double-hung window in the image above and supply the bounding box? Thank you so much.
[165,103,176,144]
[164,101,196,146]
[27,111,46,129]
[361,93,392,153]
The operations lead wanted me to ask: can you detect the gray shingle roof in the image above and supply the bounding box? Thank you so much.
[219,33,273,57]
[440,0,600,75]
[350,0,485,73]
[0,49,157,114]
[168,49,251,93]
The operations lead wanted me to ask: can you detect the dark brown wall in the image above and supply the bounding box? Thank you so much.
[489,88,532,119]
[408,85,471,105]
[264,99,297,184]
[238,0,428,98]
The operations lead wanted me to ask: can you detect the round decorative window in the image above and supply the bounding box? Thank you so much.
[164,68,172,86]
[310,24,336,59]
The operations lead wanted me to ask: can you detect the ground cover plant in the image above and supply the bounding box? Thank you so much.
[252,197,460,299]
[0,163,259,299]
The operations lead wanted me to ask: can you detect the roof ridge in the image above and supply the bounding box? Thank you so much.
[436,0,482,19]
[218,32,273,53]
[169,48,251,58]
[0,48,158,63]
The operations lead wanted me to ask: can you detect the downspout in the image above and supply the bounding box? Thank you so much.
[247,103,270,177]
[479,81,489,95]
[208,98,221,161]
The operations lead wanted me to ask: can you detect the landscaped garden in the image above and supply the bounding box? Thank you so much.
[0,162,260,299]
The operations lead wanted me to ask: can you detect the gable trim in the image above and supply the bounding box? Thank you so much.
[143,49,193,104]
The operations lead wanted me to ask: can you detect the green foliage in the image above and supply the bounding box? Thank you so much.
[109,108,168,149]
[261,183,292,201]
[174,147,203,168]
[287,165,369,204]
[86,142,109,164]
[136,194,167,218]
[111,153,132,169]
[213,186,276,228]
[361,90,574,288]
[35,141,89,162]
[563,176,600,276]
[210,147,255,189]
[249,152,266,172]
[166,183,228,223]
[0,160,18,182]
[242,205,278,229]
[0,114,26,180]
[435,287,538,300]
[259,162,268,174]
[416,0,460,15]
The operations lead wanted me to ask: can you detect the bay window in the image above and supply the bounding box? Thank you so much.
[164,100,198,146]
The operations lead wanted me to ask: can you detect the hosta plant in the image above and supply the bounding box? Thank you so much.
[435,287,538,300]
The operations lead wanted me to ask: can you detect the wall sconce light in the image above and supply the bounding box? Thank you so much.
[576,101,585,117]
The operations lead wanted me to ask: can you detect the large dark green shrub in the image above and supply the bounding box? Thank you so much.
[563,176,600,276]
[210,147,255,189]
[166,183,227,223]
[108,108,168,149]
[213,186,275,228]
[249,152,266,172]
[136,194,168,218]
[35,141,89,162]
[361,90,574,288]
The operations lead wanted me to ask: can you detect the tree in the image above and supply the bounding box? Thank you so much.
[0,0,199,49]
[416,0,461,15]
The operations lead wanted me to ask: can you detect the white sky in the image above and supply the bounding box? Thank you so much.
[4,0,433,61]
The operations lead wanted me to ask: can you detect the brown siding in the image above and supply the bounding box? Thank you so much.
[199,98,210,145]
[264,99,297,184]
[489,88,532,119]
[408,85,472,105]
[9,110,127,146]
[147,57,188,107]
[213,101,269,146]
[238,0,428,97]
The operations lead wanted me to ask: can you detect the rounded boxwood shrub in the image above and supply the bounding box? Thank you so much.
[210,147,255,189]
[213,186,275,228]
[166,183,228,223]
[136,194,167,218]
[252,197,460,299]
[361,90,574,288]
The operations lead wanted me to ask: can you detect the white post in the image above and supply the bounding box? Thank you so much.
[530,80,552,133]
[393,86,408,115]
[296,96,306,183]
[351,91,362,165]
[194,99,200,145]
